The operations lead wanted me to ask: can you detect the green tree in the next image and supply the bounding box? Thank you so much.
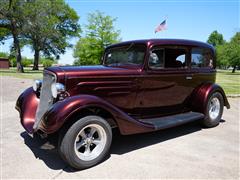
[216,44,228,68]
[207,30,225,47]
[23,0,80,70]
[0,0,25,72]
[231,32,240,44]
[216,32,240,73]
[228,32,240,73]
[74,11,120,65]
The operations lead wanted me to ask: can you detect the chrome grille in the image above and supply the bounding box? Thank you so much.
[33,71,55,130]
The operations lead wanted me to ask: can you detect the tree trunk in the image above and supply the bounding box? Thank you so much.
[232,65,236,73]
[33,48,40,70]
[11,20,24,73]
[13,36,24,73]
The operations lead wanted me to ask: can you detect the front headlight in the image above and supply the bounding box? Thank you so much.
[51,83,65,98]
[33,80,42,91]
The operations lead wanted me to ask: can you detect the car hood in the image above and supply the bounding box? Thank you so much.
[46,65,142,78]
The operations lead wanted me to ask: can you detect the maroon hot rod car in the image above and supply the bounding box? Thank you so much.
[16,39,230,169]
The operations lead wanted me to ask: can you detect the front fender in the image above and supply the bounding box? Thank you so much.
[40,95,153,135]
[190,83,230,113]
[15,87,39,133]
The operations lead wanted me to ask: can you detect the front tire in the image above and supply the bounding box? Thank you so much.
[203,92,224,127]
[58,115,112,169]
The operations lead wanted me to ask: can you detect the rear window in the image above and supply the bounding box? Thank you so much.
[191,48,213,68]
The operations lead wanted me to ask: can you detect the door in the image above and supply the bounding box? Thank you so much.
[136,45,194,118]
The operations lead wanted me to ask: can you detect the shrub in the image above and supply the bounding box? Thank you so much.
[9,58,16,67]
[22,58,33,67]
[41,58,54,68]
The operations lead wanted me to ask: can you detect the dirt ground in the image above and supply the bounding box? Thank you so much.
[0,76,239,179]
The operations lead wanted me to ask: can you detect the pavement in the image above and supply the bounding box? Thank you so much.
[0,76,239,179]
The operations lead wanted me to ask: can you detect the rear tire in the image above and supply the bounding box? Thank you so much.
[202,92,224,128]
[58,115,112,169]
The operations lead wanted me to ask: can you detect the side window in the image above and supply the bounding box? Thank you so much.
[148,47,188,70]
[165,48,187,68]
[176,54,186,64]
[149,49,164,69]
[191,48,213,68]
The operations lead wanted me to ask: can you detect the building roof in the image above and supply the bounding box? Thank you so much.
[0,57,9,61]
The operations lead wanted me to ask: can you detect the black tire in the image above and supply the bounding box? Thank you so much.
[58,115,112,169]
[202,92,224,128]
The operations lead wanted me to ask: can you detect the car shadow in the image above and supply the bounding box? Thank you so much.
[20,119,226,172]
[20,132,69,170]
[110,121,201,155]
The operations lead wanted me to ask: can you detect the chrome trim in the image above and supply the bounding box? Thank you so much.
[56,83,65,92]
[44,69,57,82]
[33,70,56,131]
[51,82,65,98]
[33,79,42,91]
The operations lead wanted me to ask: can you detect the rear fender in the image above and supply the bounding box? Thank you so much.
[190,83,230,113]
[40,95,153,135]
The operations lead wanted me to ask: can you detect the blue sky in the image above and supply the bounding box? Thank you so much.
[0,0,239,65]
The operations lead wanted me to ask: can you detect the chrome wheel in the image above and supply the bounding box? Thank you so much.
[74,124,107,161]
[209,97,220,120]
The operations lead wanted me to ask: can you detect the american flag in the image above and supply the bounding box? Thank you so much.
[155,20,167,33]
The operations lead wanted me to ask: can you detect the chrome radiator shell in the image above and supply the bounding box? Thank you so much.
[33,71,56,130]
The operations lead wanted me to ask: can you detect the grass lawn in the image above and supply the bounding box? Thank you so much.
[1,68,239,95]
[0,67,43,79]
[216,70,240,95]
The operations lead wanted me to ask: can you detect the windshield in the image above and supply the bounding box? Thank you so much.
[104,44,146,66]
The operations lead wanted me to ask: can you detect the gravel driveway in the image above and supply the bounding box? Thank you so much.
[0,76,239,179]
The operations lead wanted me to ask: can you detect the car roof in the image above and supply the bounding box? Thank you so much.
[107,39,214,51]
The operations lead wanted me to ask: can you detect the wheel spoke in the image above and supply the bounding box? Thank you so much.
[80,130,87,139]
[89,127,96,137]
[209,107,213,112]
[209,97,221,119]
[84,145,91,155]
[93,139,101,146]
[76,140,85,150]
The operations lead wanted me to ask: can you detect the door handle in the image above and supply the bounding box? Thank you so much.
[186,76,192,80]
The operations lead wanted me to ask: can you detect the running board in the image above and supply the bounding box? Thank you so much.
[139,112,204,130]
